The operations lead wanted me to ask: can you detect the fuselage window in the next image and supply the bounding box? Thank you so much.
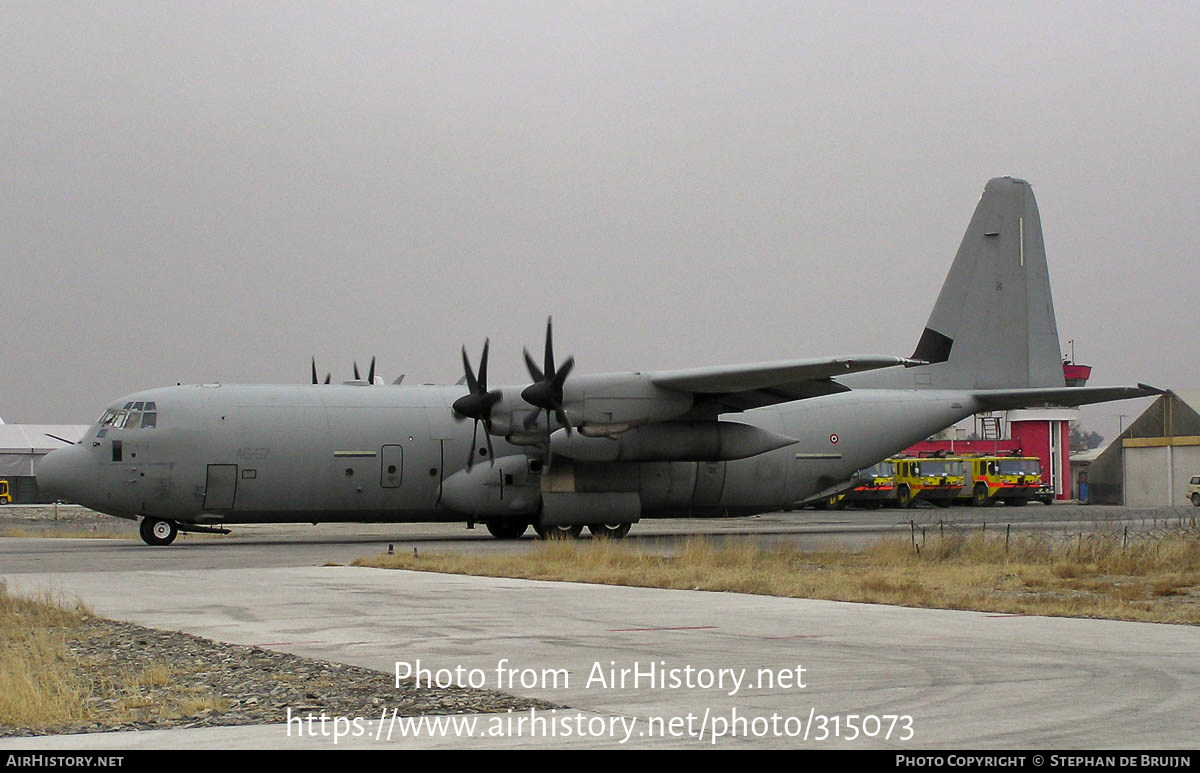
[114,411,129,429]
[141,412,157,429]
[125,412,142,430]
[99,410,117,426]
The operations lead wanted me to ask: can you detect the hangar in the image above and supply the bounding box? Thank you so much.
[0,424,89,503]
[1085,391,1200,506]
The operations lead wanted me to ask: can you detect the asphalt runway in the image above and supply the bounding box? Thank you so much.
[2,503,1195,574]
[2,505,1198,749]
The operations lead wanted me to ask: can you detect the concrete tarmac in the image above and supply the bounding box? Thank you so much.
[2,508,1199,749]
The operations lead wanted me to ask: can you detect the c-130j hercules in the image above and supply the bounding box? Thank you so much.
[38,178,1159,545]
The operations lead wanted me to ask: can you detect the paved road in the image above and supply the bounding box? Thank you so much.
[2,565,1198,749]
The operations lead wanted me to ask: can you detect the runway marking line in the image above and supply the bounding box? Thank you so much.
[608,625,719,632]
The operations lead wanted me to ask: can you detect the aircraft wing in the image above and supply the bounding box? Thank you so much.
[973,383,1165,410]
[648,355,920,413]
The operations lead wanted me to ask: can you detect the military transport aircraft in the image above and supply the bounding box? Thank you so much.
[37,177,1159,545]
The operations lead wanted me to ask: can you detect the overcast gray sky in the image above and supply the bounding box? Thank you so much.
[2,1,1197,441]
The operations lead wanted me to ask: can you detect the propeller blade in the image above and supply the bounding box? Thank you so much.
[312,357,318,385]
[467,419,479,470]
[553,356,574,389]
[353,361,361,381]
[543,317,555,378]
[478,339,489,391]
[523,348,544,382]
[368,356,376,385]
[324,373,332,384]
[461,346,479,394]
[554,405,573,436]
[483,420,496,467]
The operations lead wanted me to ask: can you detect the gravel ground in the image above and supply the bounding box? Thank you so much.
[2,615,560,738]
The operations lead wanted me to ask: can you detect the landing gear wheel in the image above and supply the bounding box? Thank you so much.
[587,523,632,539]
[534,523,584,540]
[485,520,529,540]
[971,484,992,508]
[895,485,912,509]
[139,517,177,546]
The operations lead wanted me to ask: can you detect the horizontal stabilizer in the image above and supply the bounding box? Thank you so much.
[973,383,1165,411]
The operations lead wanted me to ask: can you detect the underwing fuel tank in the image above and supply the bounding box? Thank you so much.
[440,454,541,517]
[548,421,797,462]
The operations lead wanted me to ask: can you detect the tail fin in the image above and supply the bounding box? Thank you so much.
[852,177,1065,390]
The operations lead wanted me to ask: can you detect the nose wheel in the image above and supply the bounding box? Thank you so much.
[139,517,178,546]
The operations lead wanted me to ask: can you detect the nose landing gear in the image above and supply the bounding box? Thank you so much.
[139,517,178,546]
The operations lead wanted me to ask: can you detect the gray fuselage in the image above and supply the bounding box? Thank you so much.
[39,382,979,525]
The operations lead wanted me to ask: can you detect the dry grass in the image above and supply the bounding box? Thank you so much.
[0,584,93,727]
[0,581,225,730]
[354,529,1200,625]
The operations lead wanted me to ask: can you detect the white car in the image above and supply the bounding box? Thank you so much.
[1190,476,1200,507]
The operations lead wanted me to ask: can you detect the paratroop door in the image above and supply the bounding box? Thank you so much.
[204,464,238,510]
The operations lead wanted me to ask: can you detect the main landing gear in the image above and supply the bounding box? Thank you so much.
[485,519,633,540]
[139,517,178,546]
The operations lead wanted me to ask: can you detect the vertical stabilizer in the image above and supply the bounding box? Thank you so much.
[848,177,1065,390]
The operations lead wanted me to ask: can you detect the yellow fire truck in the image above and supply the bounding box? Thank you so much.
[953,455,1044,506]
[815,461,896,509]
[889,457,965,508]
[0,479,11,505]
[839,461,897,508]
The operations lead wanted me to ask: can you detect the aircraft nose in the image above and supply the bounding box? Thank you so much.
[36,445,88,503]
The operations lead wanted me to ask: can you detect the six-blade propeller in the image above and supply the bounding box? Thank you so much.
[451,340,503,468]
[520,318,575,435]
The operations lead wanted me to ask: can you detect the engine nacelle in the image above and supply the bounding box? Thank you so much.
[548,421,796,462]
[484,374,694,438]
[440,455,541,517]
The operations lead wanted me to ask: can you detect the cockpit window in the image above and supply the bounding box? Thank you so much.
[99,405,159,429]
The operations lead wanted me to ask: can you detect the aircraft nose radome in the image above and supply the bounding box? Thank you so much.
[36,446,83,502]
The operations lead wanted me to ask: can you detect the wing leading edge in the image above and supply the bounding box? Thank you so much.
[648,355,921,413]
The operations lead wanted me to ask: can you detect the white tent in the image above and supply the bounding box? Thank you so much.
[0,424,89,476]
